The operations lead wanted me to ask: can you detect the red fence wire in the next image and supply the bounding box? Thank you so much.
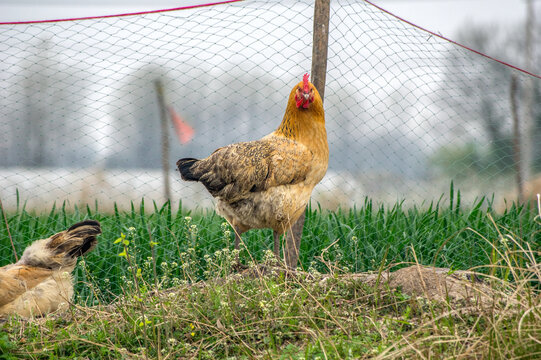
[0,0,245,25]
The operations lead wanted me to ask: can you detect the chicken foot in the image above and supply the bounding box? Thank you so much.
[234,228,241,251]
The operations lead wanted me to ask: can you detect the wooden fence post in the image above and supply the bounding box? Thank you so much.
[285,0,332,269]
[510,75,524,203]
[154,79,172,202]
[311,0,331,102]
[522,0,536,185]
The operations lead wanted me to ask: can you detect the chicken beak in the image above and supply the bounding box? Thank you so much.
[303,93,310,101]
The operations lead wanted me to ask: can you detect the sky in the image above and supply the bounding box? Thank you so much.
[0,0,537,41]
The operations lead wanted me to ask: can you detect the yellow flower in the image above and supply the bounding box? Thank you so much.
[139,317,151,326]
[114,233,125,244]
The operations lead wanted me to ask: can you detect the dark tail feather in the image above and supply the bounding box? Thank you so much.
[65,220,101,257]
[67,219,101,233]
[48,220,101,259]
[177,158,200,181]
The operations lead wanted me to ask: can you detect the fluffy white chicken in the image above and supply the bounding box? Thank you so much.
[0,220,101,317]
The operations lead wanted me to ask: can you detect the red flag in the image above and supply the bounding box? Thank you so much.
[168,106,194,144]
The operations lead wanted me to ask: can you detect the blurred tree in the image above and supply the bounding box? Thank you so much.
[4,38,89,168]
[436,23,540,177]
[105,66,169,168]
[106,67,286,169]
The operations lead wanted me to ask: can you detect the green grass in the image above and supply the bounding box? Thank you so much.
[0,189,540,359]
[1,192,539,301]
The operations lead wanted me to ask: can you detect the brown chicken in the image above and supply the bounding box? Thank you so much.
[0,220,101,318]
[177,74,328,268]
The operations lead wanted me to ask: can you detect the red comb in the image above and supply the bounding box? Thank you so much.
[303,73,310,93]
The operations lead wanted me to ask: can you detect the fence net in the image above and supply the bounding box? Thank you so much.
[0,0,540,291]
[1,0,540,212]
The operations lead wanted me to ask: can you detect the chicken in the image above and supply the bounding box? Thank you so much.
[177,74,328,268]
[0,220,101,318]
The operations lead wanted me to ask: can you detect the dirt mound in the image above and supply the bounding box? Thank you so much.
[337,265,509,310]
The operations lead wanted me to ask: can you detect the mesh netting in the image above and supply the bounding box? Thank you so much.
[1,0,540,213]
[0,0,540,303]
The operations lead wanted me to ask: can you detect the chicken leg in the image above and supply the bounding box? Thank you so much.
[233,215,304,269]
[234,229,282,267]
[233,227,251,270]
[234,228,241,251]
